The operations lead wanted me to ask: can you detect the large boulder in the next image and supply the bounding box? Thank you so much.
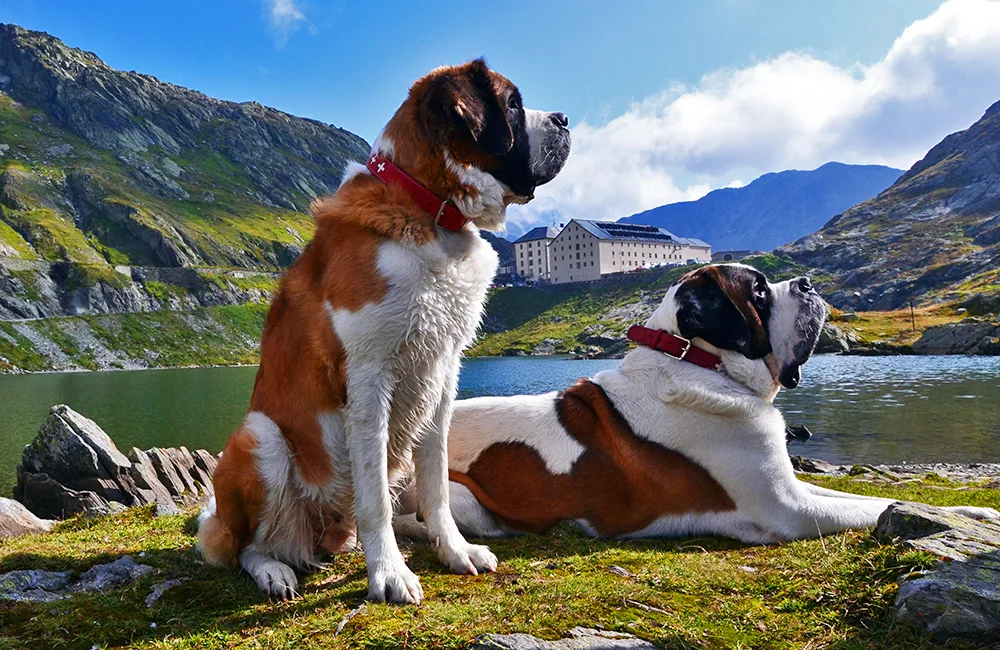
[874,503,1000,641]
[912,319,1000,355]
[14,404,217,519]
[0,556,153,603]
[815,323,856,354]
[0,496,54,538]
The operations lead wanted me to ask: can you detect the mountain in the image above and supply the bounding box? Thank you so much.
[0,24,368,274]
[621,162,902,252]
[780,100,1000,311]
[480,231,514,267]
[0,23,372,322]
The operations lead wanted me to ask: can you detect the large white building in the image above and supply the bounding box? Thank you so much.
[513,226,558,282]
[548,220,711,284]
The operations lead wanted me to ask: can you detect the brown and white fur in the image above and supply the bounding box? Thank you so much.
[395,264,1000,543]
[197,59,571,603]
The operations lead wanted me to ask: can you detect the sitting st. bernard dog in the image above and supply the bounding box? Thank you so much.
[198,59,570,603]
[396,264,999,542]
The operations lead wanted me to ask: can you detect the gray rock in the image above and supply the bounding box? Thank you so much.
[0,496,54,538]
[0,569,72,602]
[191,448,219,480]
[531,338,561,356]
[146,447,189,497]
[145,577,190,608]
[44,143,72,157]
[166,446,204,494]
[912,319,1000,355]
[837,312,860,322]
[790,456,842,474]
[14,405,218,519]
[20,406,112,484]
[815,323,856,354]
[594,339,629,360]
[14,467,111,519]
[0,556,154,603]
[127,447,180,514]
[874,503,1000,640]
[70,555,153,593]
[473,627,656,650]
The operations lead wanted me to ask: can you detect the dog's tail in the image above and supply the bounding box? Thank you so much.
[197,496,241,567]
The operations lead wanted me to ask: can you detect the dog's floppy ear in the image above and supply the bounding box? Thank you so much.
[422,58,513,156]
[674,266,772,359]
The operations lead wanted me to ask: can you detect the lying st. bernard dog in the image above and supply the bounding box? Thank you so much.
[396,264,999,542]
[198,59,570,603]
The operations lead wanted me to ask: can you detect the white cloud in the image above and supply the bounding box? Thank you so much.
[510,0,1000,231]
[264,0,306,47]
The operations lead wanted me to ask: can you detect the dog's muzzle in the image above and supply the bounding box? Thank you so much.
[526,110,571,187]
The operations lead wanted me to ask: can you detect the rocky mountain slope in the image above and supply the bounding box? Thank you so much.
[622,162,902,252]
[781,100,1000,311]
[0,23,368,322]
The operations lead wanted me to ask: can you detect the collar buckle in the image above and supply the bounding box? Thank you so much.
[434,200,450,226]
[658,332,691,360]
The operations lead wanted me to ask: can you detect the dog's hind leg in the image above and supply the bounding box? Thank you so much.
[198,427,263,569]
[448,481,509,538]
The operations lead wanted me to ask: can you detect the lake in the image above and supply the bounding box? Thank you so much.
[2,355,999,495]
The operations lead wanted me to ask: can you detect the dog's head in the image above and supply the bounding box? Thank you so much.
[647,263,827,398]
[376,58,571,231]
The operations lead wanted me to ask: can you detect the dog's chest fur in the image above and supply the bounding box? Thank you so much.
[324,229,499,488]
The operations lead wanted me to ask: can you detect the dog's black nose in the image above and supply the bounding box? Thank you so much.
[549,112,569,128]
[796,277,813,293]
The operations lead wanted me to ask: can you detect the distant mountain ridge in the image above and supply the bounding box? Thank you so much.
[0,23,369,274]
[621,162,902,252]
[781,99,1000,310]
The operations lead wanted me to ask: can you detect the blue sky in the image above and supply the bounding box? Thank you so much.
[3,0,1000,232]
[0,0,942,141]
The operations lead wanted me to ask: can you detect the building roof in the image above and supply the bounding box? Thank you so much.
[569,219,710,247]
[514,226,559,243]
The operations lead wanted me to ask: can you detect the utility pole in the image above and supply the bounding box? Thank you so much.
[909,301,916,331]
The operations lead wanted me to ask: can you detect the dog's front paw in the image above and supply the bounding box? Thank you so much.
[946,506,1000,521]
[367,560,423,604]
[250,559,299,600]
[437,541,498,575]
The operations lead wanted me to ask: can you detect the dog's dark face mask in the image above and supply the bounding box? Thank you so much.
[419,58,571,201]
[672,264,826,390]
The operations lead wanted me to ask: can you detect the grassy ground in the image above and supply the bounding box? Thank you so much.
[831,305,969,348]
[0,304,269,373]
[1,474,997,649]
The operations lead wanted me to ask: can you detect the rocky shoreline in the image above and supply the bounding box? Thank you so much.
[495,317,1000,360]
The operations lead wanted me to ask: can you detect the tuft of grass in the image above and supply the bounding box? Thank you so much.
[0,323,47,372]
[0,476,995,649]
[0,304,269,373]
[0,218,38,259]
[61,264,131,291]
[836,304,968,347]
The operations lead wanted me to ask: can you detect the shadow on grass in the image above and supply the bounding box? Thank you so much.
[0,513,373,650]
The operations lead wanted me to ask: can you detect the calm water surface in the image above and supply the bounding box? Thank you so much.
[1,355,998,494]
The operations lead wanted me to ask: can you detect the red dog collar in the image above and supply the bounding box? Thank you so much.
[366,152,471,232]
[626,325,722,371]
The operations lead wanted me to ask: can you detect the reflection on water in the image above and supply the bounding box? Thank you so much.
[774,355,1000,465]
[1,355,998,495]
